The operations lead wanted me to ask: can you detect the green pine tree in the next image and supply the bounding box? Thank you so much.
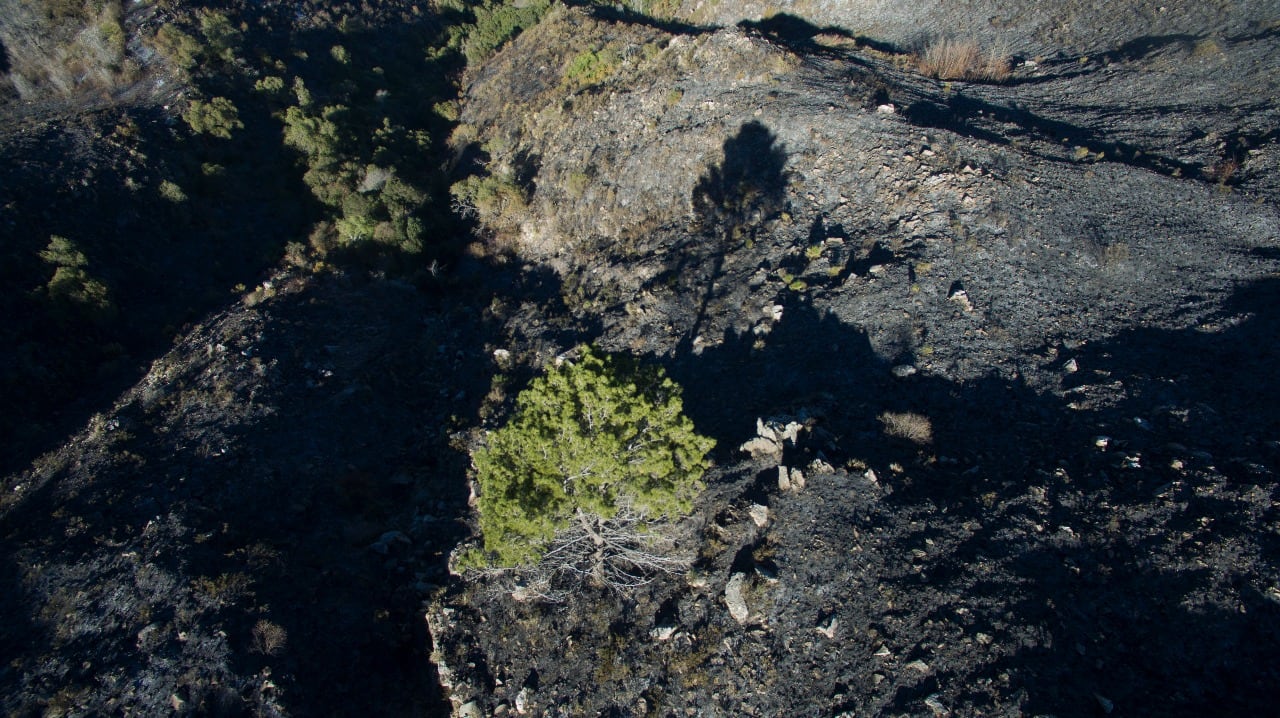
[471,348,714,575]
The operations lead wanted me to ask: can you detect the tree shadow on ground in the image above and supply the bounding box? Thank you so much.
[740,13,903,55]
[672,120,786,358]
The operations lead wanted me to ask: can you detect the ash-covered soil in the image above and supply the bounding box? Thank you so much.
[2,1,1278,717]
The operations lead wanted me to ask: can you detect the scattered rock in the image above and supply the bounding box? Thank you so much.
[458,701,484,718]
[369,530,412,555]
[748,503,770,528]
[650,625,677,641]
[816,616,839,639]
[725,573,751,624]
[947,285,974,312]
[515,686,531,714]
[877,103,896,114]
[924,694,950,716]
[1095,693,1115,714]
[789,467,806,491]
[905,659,931,674]
[741,436,782,461]
[807,458,835,475]
[1064,358,1079,373]
[891,364,918,378]
[874,645,892,658]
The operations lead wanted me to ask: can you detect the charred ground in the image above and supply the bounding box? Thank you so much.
[3,1,1279,717]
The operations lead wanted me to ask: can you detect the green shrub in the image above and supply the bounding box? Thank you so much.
[450,173,527,221]
[461,0,552,65]
[183,97,244,139]
[198,10,241,63]
[151,25,201,71]
[39,236,115,322]
[253,75,286,95]
[563,48,619,89]
[471,348,714,572]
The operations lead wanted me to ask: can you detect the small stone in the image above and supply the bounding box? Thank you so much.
[748,504,770,528]
[924,694,950,716]
[1064,358,1079,373]
[906,659,931,674]
[515,687,531,714]
[877,103,895,114]
[458,702,483,718]
[725,573,751,624]
[874,645,892,658]
[816,616,839,639]
[1095,693,1114,714]
[650,625,677,641]
[169,695,186,711]
[976,632,993,645]
[789,467,806,491]
[1094,436,1111,449]
[778,465,792,491]
[807,458,835,475]
[892,364,918,378]
[740,436,782,461]
[864,468,879,484]
[948,288,974,312]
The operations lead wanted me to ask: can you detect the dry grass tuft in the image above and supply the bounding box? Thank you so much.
[917,39,1010,82]
[880,411,934,446]
[251,619,288,656]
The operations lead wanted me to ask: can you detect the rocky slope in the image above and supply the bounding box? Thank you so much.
[429,4,1280,717]
[1,1,1278,717]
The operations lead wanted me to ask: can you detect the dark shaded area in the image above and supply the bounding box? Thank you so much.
[666,267,1280,714]
[740,12,902,55]
[1099,33,1198,63]
[0,10,466,478]
[565,0,711,36]
[0,3,477,716]
[676,120,787,355]
[0,268,502,716]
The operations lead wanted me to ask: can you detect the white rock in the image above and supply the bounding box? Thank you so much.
[515,687,530,714]
[891,364,918,378]
[725,573,750,624]
[777,465,792,491]
[748,504,770,528]
[740,436,782,461]
[807,458,835,475]
[877,103,896,114]
[789,467,806,491]
[816,616,839,639]
[650,625,677,641]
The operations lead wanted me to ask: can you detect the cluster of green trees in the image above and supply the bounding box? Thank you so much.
[280,77,431,257]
